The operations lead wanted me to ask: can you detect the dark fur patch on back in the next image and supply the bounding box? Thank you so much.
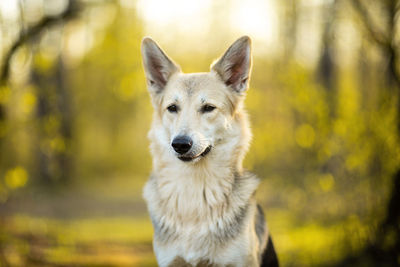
[260,236,279,267]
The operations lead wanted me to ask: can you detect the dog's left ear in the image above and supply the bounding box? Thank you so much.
[211,36,252,93]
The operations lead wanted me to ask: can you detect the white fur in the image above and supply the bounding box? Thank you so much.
[141,36,266,267]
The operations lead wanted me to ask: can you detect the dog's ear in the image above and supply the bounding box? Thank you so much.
[141,37,180,94]
[211,36,252,93]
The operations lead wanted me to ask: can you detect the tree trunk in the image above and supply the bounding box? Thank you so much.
[316,0,338,117]
[32,56,73,185]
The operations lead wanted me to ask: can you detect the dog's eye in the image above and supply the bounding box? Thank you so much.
[167,104,178,113]
[201,104,216,113]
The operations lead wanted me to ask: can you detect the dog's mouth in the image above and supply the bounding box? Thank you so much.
[178,145,212,162]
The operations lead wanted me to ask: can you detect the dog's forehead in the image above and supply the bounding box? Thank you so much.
[165,72,224,100]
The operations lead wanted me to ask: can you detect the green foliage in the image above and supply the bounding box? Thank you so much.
[0,1,399,266]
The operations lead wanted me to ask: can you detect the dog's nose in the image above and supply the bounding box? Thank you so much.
[172,136,192,154]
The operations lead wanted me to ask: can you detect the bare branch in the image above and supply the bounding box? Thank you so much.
[350,0,389,46]
[0,0,80,84]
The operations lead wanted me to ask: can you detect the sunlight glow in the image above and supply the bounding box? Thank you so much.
[0,0,19,21]
[137,0,211,25]
[136,0,277,54]
[230,0,276,43]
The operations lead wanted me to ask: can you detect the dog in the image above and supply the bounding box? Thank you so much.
[141,36,279,267]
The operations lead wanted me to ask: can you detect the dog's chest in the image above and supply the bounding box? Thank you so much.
[143,170,260,267]
[154,230,250,267]
[149,178,237,245]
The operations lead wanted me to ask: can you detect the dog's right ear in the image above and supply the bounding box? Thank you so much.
[141,37,180,94]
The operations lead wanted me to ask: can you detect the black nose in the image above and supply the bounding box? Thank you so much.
[172,136,192,154]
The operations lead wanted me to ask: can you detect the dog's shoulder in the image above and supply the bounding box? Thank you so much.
[233,171,260,200]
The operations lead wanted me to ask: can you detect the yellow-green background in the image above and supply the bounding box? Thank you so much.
[0,0,399,266]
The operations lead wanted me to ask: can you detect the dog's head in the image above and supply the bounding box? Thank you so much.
[141,36,252,164]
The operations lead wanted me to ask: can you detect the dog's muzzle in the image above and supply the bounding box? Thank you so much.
[171,136,212,162]
[177,145,212,162]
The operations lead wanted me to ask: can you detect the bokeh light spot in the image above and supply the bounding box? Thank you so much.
[5,167,29,189]
[295,124,315,148]
[319,173,335,192]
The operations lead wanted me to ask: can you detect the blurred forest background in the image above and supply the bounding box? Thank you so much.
[0,0,399,266]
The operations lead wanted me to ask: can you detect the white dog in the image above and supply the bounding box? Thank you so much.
[141,36,278,267]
